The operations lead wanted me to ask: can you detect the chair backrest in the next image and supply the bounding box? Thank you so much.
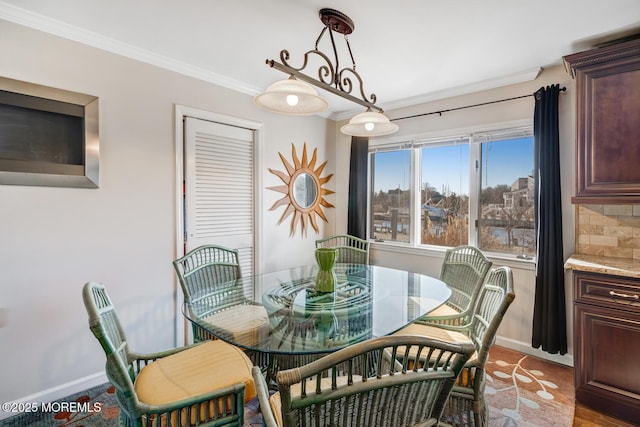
[82,282,139,415]
[439,245,492,313]
[173,244,241,302]
[315,234,369,264]
[468,266,515,366]
[275,335,475,427]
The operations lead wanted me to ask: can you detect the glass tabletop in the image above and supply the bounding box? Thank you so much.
[182,263,451,356]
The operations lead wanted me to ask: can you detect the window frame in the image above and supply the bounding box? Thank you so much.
[368,120,536,264]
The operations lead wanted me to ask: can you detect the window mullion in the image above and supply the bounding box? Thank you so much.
[410,147,421,246]
[468,140,481,247]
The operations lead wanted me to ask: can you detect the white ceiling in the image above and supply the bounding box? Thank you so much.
[1,0,639,118]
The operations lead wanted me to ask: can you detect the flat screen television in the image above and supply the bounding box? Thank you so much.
[0,76,99,188]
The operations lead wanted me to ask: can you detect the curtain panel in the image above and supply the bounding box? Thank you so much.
[347,136,369,239]
[532,84,567,355]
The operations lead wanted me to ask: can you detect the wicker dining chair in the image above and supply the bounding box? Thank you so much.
[394,266,515,427]
[315,234,370,264]
[173,244,269,344]
[253,335,475,427]
[173,244,243,302]
[82,281,256,427]
[423,245,492,327]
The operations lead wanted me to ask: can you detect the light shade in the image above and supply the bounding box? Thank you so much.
[254,77,328,115]
[340,110,399,137]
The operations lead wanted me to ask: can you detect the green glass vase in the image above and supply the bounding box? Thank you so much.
[315,247,337,292]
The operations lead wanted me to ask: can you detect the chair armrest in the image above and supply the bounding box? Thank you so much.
[127,342,209,370]
[252,366,279,427]
[415,312,473,331]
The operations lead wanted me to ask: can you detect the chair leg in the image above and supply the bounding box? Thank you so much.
[473,371,487,427]
[472,399,487,427]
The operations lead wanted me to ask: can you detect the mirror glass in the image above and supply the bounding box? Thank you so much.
[292,172,317,209]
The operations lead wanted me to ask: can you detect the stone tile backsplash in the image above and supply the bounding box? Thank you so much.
[576,205,640,260]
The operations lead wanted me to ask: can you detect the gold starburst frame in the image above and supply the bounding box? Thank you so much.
[268,143,335,236]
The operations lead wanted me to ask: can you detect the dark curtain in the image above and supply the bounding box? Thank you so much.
[347,136,369,239]
[532,84,567,355]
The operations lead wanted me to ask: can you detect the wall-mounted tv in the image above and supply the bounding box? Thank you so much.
[0,76,99,188]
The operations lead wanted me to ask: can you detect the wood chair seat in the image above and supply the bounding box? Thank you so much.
[135,340,256,405]
[201,304,270,345]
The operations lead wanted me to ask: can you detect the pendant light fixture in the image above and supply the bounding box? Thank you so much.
[340,109,399,137]
[254,76,328,115]
[254,8,398,137]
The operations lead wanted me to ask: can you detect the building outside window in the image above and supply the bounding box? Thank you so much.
[370,149,411,243]
[369,127,535,259]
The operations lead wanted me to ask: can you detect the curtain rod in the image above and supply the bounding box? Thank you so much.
[391,86,566,122]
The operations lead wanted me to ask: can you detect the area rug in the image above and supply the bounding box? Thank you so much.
[485,346,574,427]
[0,346,574,427]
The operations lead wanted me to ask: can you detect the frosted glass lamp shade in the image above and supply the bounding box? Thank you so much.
[340,110,399,137]
[254,77,328,115]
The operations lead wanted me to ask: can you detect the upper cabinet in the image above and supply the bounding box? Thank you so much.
[564,38,640,204]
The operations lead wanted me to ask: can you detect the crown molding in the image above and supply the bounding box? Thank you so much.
[0,1,263,96]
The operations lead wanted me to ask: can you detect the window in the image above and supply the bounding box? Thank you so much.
[478,133,535,258]
[370,150,411,243]
[421,140,469,247]
[369,127,535,258]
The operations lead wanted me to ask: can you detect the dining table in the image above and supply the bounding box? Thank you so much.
[182,263,451,381]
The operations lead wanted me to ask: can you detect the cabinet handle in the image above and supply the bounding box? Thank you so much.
[609,290,639,300]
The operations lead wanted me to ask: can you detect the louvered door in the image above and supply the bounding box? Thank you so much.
[184,117,255,277]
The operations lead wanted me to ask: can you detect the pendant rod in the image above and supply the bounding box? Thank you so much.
[266,59,385,113]
[391,86,566,122]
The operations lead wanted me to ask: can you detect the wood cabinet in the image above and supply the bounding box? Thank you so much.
[573,271,640,424]
[564,38,640,204]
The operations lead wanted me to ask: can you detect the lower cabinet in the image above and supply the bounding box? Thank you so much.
[573,271,640,424]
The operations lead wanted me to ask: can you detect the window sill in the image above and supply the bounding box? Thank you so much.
[369,241,536,271]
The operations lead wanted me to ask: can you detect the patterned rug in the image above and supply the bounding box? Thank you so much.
[0,346,574,427]
[485,346,574,427]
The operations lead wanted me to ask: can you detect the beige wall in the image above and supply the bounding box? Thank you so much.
[0,20,336,408]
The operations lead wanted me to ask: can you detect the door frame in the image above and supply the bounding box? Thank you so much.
[174,104,264,346]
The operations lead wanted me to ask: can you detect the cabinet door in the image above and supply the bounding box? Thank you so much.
[564,38,640,203]
[574,303,640,423]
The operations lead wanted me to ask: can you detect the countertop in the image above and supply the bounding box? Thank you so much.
[564,254,640,279]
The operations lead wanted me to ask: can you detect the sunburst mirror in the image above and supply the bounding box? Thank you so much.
[268,143,335,236]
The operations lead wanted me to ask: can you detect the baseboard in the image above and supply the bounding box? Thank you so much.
[0,371,108,421]
[495,335,574,367]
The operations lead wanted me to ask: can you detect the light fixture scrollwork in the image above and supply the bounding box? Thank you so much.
[255,8,399,137]
[267,143,335,236]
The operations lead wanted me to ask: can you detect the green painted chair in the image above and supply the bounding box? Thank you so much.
[173,244,269,344]
[315,234,369,264]
[173,244,243,302]
[395,266,516,427]
[423,245,492,327]
[253,335,475,427]
[82,281,256,427]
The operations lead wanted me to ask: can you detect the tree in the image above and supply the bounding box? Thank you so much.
[480,184,510,205]
[499,202,532,249]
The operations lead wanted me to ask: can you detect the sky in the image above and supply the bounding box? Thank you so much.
[372,137,534,195]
